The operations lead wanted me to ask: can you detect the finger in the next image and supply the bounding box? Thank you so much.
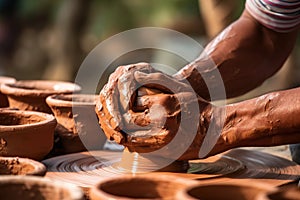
[134,71,190,94]
[137,87,162,96]
[117,63,157,111]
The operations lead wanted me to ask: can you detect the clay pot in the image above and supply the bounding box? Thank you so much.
[0,176,84,200]
[0,156,46,176]
[1,80,81,113]
[0,109,56,160]
[262,184,300,200]
[90,174,195,200]
[176,182,275,200]
[0,76,16,108]
[46,94,106,154]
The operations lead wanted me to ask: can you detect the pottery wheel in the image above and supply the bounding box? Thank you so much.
[43,149,300,188]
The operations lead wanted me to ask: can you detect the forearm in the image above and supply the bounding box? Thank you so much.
[219,87,300,151]
[175,10,298,100]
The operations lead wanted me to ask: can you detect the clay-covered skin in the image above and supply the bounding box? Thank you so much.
[96,63,212,160]
[174,10,299,100]
[97,61,300,160]
[96,10,300,159]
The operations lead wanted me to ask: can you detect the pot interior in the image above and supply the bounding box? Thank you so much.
[0,112,44,126]
[186,184,268,200]
[0,158,34,175]
[98,177,184,199]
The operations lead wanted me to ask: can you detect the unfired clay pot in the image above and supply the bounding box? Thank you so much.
[0,76,16,108]
[175,182,276,200]
[46,94,106,154]
[0,109,57,160]
[0,176,84,200]
[1,80,81,113]
[0,156,46,176]
[90,174,196,200]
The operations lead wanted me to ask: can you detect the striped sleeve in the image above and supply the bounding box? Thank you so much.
[246,0,300,32]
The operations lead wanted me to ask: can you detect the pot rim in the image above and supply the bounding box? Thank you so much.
[46,94,98,107]
[0,156,47,176]
[177,181,277,200]
[0,109,56,131]
[0,76,16,84]
[90,174,197,200]
[0,80,81,97]
[0,175,84,200]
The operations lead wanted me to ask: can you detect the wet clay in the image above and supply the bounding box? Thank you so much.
[1,80,81,113]
[0,176,84,200]
[43,149,300,188]
[0,158,33,175]
[46,94,106,155]
[0,76,16,108]
[0,157,46,176]
[0,109,56,160]
[96,63,211,160]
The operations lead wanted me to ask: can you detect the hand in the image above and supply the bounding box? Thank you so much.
[96,62,217,160]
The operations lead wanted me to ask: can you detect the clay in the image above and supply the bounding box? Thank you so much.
[0,109,57,160]
[0,176,84,200]
[43,149,300,188]
[176,182,276,200]
[96,63,211,160]
[46,94,106,154]
[112,148,190,173]
[0,76,16,108]
[1,80,81,113]
[90,174,196,200]
[96,63,157,145]
[0,157,46,176]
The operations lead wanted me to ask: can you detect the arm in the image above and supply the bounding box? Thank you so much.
[174,9,299,100]
[208,87,300,157]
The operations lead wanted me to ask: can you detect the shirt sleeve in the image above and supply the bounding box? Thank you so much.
[246,0,300,32]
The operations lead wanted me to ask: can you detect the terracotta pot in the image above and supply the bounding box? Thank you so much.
[0,156,46,176]
[1,80,81,113]
[262,184,300,200]
[0,109,56,160]
[90,174,196,200]
[0,76,16,108]
[0,176,84,200]
[176,182,276,200]
[46,94,106,154]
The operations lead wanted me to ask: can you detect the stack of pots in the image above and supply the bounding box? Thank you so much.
[0,77,91,199]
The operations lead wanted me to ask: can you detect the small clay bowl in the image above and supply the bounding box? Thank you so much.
[1,80,81,113]
[90,174,195,200]
[46,94,106,154]
[0,157,46,176]
[0,109,57,160]
[176,182,275,200]
[0,76,16,108]
[0,176,84,200]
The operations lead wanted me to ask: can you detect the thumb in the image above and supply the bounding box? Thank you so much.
[134,71,190,94]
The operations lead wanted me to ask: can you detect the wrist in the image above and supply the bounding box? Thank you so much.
[174,62,211,101]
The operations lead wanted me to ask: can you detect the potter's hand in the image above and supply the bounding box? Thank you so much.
[96,62,157,144]
[131,72,214,160]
